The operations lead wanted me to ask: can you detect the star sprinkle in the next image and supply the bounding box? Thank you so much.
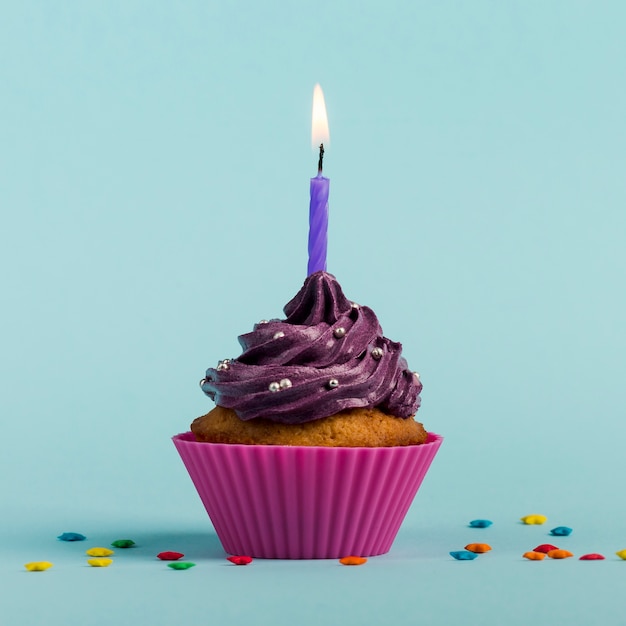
[615,549,626,560]
[87,558,113,567]
[464,543,492,553]
[25,561,53,571]
[339,556,367,566]
[227,556,253,566]
[86,547,114,557]
[533,544,559,554]
[520,514,547,525]
[58,532,86,542]
[157,551,184,561]
[167,562,196,570]
[111,539,135,548]
[468,519,493,528]
[450,550,478,561]
[580,554,605,560]
[523,552,546,561]
[550,526,572,537]
[547,549,573,559]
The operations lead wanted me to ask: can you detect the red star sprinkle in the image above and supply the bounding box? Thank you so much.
[227,556,253,565]
[157,551,185,561]
[579,553,605,560]
[533,544,559,554]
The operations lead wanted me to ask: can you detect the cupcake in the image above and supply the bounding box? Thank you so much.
[173,271,442,558]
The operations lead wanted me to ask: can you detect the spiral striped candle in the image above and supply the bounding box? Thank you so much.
[308,84,330,276]
[308,165,330,275]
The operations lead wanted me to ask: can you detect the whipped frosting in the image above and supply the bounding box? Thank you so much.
[200,272,422,424]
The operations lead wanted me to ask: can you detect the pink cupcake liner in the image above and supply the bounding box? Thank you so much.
[173,432,443,559]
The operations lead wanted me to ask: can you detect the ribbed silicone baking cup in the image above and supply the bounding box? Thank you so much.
[173,431,442,559]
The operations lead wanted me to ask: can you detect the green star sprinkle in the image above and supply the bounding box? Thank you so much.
[111,539,136,548]
[167,562,196,570]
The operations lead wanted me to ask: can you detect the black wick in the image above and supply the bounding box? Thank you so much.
[317,143,324,173]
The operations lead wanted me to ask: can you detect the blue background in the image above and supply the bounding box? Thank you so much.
[2,1,625,624]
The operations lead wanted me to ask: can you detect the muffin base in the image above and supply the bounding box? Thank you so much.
[191,405,428,447]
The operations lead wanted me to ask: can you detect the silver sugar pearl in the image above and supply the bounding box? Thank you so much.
[333,327,346,338]
[279,378,292,389]
[351,302,360,309]
[268,381,281,393]
[371,347,383,360]
[273,331,285,339]
[413,371,421,381]
[216,359,230,371]
[327,378,339,389]
[258,319,269,324]
[199,378,207,388]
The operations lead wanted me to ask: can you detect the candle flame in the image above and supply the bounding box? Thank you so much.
[311,84,330,149]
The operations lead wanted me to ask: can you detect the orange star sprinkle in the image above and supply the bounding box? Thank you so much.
[523,551,546,560]
[547,549,573,559]
[464,543,492,553]
[339,556,367,566]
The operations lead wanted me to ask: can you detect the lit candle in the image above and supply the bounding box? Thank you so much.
[308,84,330,276]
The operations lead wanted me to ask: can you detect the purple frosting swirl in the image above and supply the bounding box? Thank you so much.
[200,272,422,424]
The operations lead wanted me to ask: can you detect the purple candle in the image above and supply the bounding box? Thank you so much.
[308,84,330,276]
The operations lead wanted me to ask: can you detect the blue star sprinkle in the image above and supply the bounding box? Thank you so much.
[550,526,572,537]
[58,532,87,542]
[468,519,493,528]
[450,550,479,561]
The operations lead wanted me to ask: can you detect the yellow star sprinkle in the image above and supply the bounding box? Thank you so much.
[615,549,626,560]
[520,514,547,525]
[87,558,113,567]
[25,561,53,571]
[86,547,114,557]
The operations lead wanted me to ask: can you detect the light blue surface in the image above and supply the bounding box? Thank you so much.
[2,1,626,624]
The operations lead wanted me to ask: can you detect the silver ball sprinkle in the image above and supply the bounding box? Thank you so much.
[371,347,383,360]
[273,331,285,339]
[327,378,339,389]
[216,359,230,371]
[279,378,292,389]
[333,327,346,338]
[258,319,269,324]
[268,381,281,393]
[413,371,421,381]
[351,302,360,310]
[199,378,207,388]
